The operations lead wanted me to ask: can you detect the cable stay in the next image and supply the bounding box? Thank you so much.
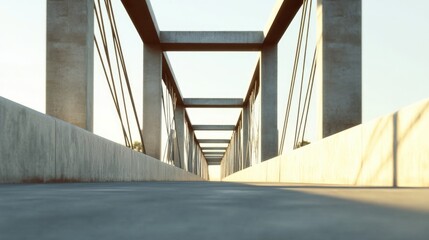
[279,0,316,154]
[94,0,146,153]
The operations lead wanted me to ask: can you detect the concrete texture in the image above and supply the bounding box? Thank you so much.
[183,98,243,108]
[397,101,429,186]
[143,44,163,159]
[55,120,133,181]
[264,0,303,44]
[0,182,429,240]
[160,31,264,51]
[242,106,250,168]
[192,125,236,131]
[227,123,242,172]
[224,98,429,187]
[46,0,94,131]
[0,98,56,183]
[121,0,160,44]
[174,106,186,168]
[198,139,230,144]
[204,152,225,156]
[260,44,278,161]
[0,97,205,183]
[202,147,227,151]
[317,0,362,138]
[179,121,209,178]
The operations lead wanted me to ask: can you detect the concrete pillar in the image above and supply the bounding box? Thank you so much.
[143,44,162,159]
[242,106,250,168]
[260,44,278,161]
[174,105,186,168]
[46,0,94,131]
[236,132,240,171]
[317,0,362,138]
[188,134,195,173]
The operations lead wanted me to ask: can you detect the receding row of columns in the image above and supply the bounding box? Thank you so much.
[46,0,361,163]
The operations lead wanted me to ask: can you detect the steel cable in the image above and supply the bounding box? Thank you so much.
[279,0,309,154]
[293,0,313,148]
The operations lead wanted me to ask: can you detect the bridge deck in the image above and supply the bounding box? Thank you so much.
[0,182,428,239]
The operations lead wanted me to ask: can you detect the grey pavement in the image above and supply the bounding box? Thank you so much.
[0,182,428,240]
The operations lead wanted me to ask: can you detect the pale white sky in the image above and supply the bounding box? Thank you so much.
[1,0,429,155]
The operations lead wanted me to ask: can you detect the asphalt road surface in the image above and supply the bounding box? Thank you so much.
[0,182,428,240]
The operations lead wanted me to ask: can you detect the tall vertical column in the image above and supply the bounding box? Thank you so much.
[242,106,250,168]
[174,105,186,168]
[188,134,194,173]
[46,0,94,131]
[143,44,162,159]
[260,44,278,161]
[317,0,362,138]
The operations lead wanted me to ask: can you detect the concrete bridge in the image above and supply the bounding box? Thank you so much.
[1,0,429,239]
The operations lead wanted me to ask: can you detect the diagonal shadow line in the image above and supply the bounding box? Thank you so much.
[354,102,429,186]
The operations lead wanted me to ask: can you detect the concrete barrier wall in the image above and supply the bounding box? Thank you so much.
[224,98,429,187]
[0,97,206,183]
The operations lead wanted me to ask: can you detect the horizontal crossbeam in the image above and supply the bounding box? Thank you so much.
[160,31,264,51]
[123,0,302,46]
[264,0,303,44]
[207,161,221,165]
[204,152,225,156]
[184,98,243,108]
[162,54,184,105]
[201,147,227,151]
[121,0,160,44]
[203,150,226,153]
[205,155,223,159]
[198,139,231,144]
[193,125,236,131]
[205,159,223,162]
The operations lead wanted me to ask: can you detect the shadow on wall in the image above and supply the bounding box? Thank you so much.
[224,98,429,187]
[355,102,429,186]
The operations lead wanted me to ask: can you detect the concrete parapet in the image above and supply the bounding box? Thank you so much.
[0,99,56,183]
[396,101,429,186]
[0,97,206,183]
[224,98,429,187]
